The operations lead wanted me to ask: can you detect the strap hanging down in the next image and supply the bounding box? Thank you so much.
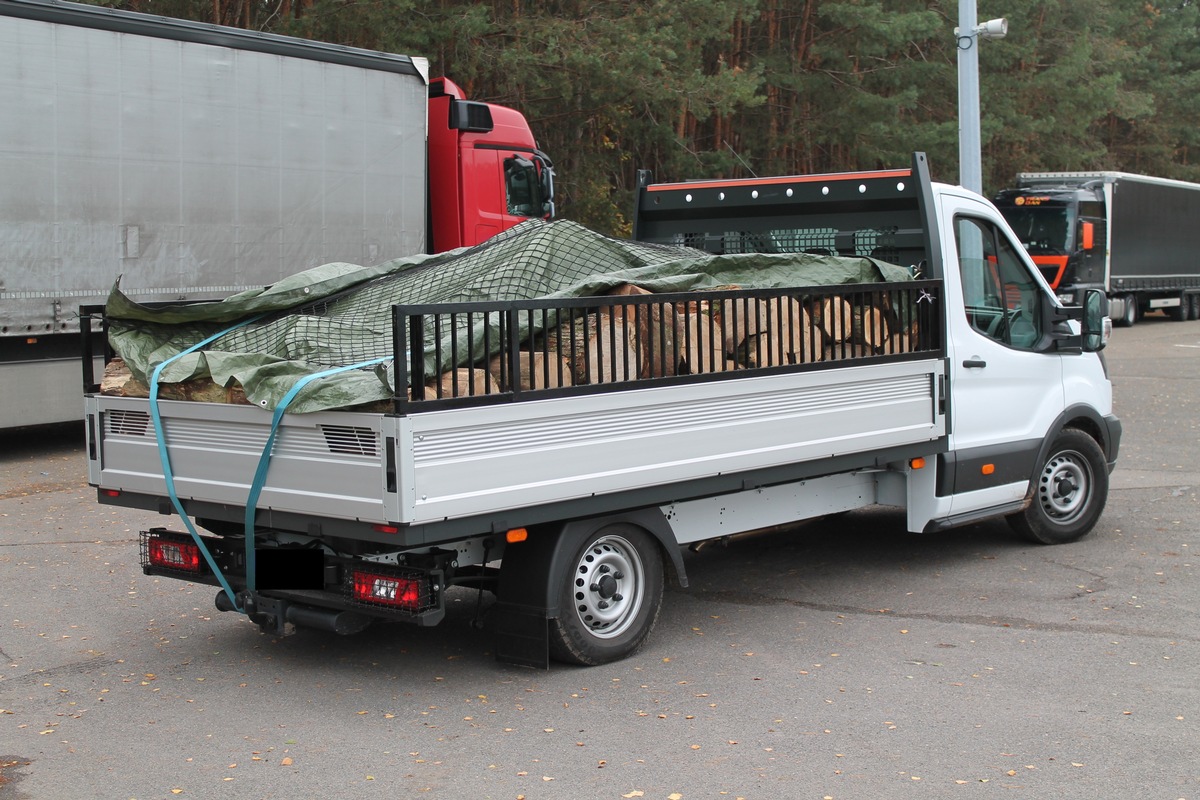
[148,317,265,612]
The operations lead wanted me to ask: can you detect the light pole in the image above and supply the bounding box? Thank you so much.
[956,0,1007,194]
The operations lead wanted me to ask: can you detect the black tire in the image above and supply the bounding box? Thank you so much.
[1188,293,1200,321]
[1166,293,1187,322]
[1007,429,1109,545]
[1116,294,1137,328]
[548,525,664,666]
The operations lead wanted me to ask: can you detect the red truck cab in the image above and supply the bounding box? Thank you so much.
[427,78,554,252]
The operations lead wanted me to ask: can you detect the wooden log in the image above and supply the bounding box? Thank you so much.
[818,297,853,343]
[676,312,731,374]
[716,297,772,353]
[549,309,677,384]
[582,312,639,384]
[724,298,821,367]
[100,358,138,396]
[884,332,911,355]
[823,342,875,360]
[850,304,888,349]
[488,350,574,390]
[604,286,680,378]
[101,358,251,404]
[741,314,814,367]
[428,368,498,399]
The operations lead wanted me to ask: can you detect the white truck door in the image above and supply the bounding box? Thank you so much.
[940,193,1064,514]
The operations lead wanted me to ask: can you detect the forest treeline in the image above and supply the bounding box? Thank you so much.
[94,0,1200,236]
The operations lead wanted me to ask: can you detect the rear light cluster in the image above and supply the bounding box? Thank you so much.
[141,531,204,575]
[348,568,431,614]
[141,531,437,617]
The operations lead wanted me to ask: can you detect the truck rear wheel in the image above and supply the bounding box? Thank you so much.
[548,525,663,666]
[1008,429,1108,545]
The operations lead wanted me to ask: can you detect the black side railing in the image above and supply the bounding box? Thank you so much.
[392,280,943,412]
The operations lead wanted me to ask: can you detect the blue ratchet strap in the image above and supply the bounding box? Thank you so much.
[148,315,267,613]
[241,357,391,594]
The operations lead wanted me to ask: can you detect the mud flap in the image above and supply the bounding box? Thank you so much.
[490,601,551,669]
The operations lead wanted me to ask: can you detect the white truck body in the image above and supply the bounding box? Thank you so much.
[83,155,1120,667]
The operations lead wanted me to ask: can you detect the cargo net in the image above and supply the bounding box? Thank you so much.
[195,220,696,371]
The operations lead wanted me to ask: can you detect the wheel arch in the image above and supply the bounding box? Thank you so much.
[497,508,686,620]
[1038,404,1121,472]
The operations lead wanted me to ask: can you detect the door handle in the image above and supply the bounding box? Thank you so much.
[963,358,987,369]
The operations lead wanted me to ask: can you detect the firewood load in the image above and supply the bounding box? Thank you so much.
[98,279,920,407]
[430,368,499,399]
[100,358,251,404]
[488,351,574,391]
[675,302,735,375]
[718,295,822,368]
[810,292,919,358]
[599,283,681,379]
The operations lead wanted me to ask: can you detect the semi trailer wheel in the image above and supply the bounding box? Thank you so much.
[1166,293,1188,322]
[548,525,664,666]
[1008,429,1109,545]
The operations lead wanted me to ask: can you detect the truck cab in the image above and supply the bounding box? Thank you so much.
[992,184,1105,305]
[427,78,555,252]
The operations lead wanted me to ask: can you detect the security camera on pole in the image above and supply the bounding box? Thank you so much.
[956,0,1007,194]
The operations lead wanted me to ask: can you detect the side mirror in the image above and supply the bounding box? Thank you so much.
[1081,289,1107,352]
[1081,221,1095,251]
[536,154,556,219]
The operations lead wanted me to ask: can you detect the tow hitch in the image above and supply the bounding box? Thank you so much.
[215,591,372,636]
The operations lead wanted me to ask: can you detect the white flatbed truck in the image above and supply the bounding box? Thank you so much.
[83,154,1120,667]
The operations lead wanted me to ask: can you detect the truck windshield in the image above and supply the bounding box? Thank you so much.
[998,203,1074,255]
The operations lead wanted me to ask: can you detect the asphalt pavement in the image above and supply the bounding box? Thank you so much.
[1,316,1197,799]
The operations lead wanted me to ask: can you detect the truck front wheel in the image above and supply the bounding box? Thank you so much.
[1008,429,1109,545]
[549,525,664,666]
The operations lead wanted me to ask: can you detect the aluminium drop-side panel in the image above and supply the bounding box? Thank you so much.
[0,10,427,336]
[401,359,946,525]
[91,397,394,524]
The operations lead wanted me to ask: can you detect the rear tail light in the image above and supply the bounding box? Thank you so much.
[147,537,202,572]
[351,570,422,610]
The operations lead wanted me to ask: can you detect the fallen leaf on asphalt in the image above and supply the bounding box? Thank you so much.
[622,792,644,799]
[281,757,293,766]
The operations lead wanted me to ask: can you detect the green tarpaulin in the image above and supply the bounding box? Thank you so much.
[107,220,911,413]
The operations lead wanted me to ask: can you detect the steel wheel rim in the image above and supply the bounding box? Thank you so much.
[572,534,645,639]
[1038,450,1092,524]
